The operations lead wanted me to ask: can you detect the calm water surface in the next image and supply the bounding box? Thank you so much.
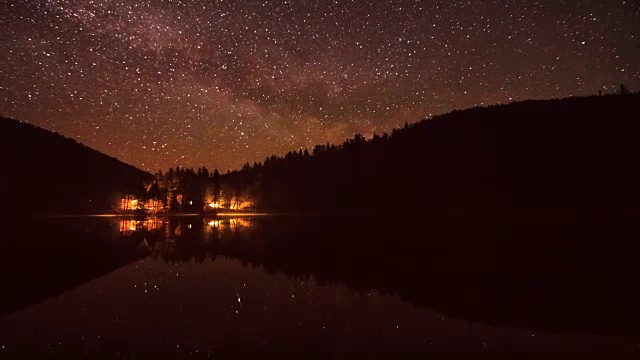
[0,215,638,359]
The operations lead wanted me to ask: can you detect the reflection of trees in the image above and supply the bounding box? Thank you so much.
[119,218,165,233]
[131,215,640,336]
[135,217,257,264]
[133,216,412,299]
[120,216,265,265]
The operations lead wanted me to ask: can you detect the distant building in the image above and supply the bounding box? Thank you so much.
[120,195,163,212]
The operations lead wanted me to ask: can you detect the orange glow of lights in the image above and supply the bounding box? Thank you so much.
[119,219,138,232]
[121,197,139,211]
[207,218,251,229]
[229,200,253,210]
[230,218,251,228]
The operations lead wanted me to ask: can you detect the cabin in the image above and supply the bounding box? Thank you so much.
[120,195,164,213]
[120,194,254,213]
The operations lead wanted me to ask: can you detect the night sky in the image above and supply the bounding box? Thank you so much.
[1,1,638,172]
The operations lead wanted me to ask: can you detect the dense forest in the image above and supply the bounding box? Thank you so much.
[152,93,640,221]
[3,92,638,220]
[0,118,151,217]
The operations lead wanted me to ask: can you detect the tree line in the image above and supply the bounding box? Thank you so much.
[139,92,639,219]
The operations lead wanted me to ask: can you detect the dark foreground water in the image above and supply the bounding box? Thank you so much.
[0,215,639,359]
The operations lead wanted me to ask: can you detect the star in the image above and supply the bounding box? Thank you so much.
[0,0,637,172]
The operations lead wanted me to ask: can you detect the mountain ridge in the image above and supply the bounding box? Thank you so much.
[0,117,152,218]
[206,92,640,218]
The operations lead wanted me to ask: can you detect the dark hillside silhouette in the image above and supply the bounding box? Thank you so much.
[3,93,639,221]
[209,93,640,221]
[0,118,152,217]
[0,218,149,316]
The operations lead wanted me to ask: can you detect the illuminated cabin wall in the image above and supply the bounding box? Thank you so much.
[230,199,253,210]
[146,199,163,211]
[122,194,254,212]
[120,197,164,211]
[207,198,254,211]
[121,197,138,211]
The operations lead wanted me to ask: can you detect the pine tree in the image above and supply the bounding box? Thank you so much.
[619,83,630,95]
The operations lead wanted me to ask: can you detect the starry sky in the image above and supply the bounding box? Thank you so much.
[1,0,638,172]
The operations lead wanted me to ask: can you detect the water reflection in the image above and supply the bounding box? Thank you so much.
[1,215,639,358]
[0,217,150,316]
[119,218,165,233]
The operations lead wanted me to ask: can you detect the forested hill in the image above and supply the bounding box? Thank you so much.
[219,93,640,219]
[0,118,151,216]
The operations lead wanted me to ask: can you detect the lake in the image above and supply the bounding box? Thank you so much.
[0,214,638,358]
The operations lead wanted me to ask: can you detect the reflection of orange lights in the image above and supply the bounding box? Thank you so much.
[119,218,164,232]
[119,220,137,232]
[230,218,251,228]
[206,218,251,229]
[145,218,163,231]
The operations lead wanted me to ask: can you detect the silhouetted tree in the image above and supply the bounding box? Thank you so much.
[169,194,180,211]
[619,83,630,95]
[212,169,221,202]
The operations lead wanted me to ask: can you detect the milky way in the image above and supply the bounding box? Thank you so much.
[1,0,638,172]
